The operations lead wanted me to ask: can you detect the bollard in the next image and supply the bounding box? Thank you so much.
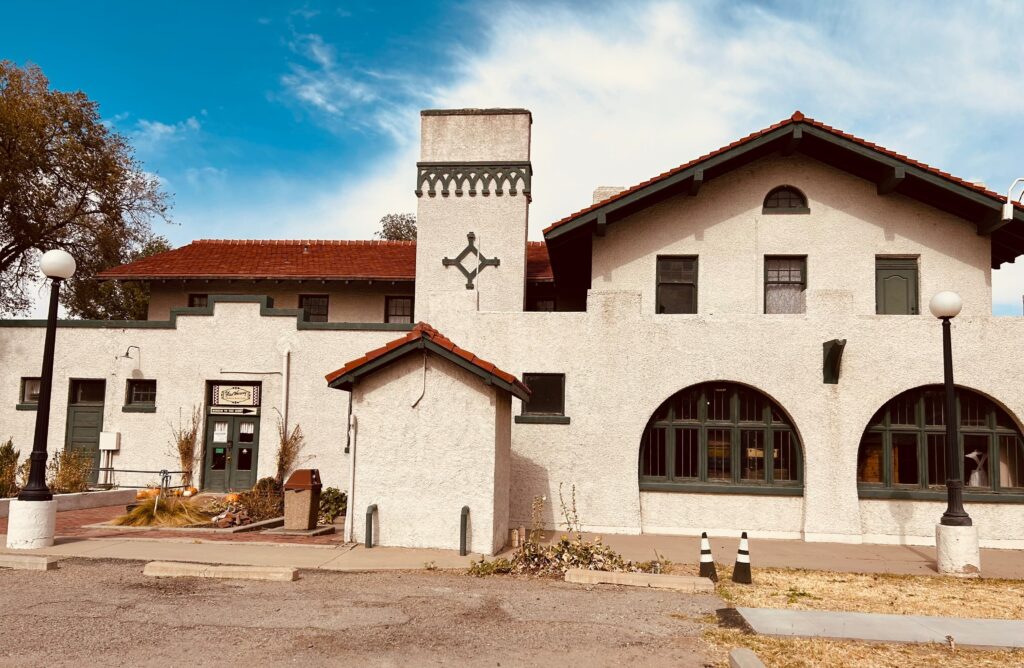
[732,531,752,584]
[699,531,718,582]
[365,504,377,548]
[460,506,470,556]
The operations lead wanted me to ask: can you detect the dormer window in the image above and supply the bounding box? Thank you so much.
[762,186,809,214]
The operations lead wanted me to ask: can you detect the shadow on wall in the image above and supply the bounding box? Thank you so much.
[510,452,551,529]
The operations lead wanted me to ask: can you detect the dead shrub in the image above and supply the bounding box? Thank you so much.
[48,449,92,494]
[169,406,201,488]
[274,414,306,486]
[236,489,284,522]
[0,438,19,498]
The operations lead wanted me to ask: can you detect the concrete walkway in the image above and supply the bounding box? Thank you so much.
[737,607,1024,649]
[580,532,1024,579]
[0,534,478,571]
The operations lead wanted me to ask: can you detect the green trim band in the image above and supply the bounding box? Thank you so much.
[15,403,38,411]
[858,487,1024,503]
[122,404,157,413]
[515,415,570,425]
[0,294,416,332]
[640,481,804,497]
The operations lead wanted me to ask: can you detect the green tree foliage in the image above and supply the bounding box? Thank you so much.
[374,212,416,241]
[62,236,171,319]
[0,61,171,316]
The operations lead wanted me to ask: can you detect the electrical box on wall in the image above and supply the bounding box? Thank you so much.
[99,431,121,451]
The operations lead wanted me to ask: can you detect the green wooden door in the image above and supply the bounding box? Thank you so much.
[65,380,105,485]
[202,416,260,492]
[876,258,919,315]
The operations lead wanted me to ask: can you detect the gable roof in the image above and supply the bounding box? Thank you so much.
[99,239,554,282]
[325,322,530,400]
[544,112,1024,268]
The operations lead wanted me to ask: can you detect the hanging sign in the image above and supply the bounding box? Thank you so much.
[210,384,261,415]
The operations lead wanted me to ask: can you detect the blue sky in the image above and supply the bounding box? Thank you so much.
[3,0,1023,314]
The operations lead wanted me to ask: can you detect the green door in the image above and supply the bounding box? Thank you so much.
[65,380,105,485]
[202,416,260,492]
[875,258,919,315]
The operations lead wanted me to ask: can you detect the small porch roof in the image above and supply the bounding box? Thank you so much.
[325,322,530,401]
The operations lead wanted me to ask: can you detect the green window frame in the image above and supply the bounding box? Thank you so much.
[298,294,329,323]
[517,373,569,424]
[764,256,807,314]
[656,256,698,314]
[384,296,414,324]
[188,294,208,308]
[639,382,803,495]
[857,386,1024,501]
[762,186,809,214]
[125,379,157,406]
[17,376,41,410]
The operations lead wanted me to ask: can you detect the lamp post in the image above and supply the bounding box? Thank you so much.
[928,291,980,576]
[6,249,76,550]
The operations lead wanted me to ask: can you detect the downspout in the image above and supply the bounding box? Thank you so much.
[344,400,357,543]
[281,349,291,433]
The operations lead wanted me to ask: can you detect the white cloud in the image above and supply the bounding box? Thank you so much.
[131,116,202,154]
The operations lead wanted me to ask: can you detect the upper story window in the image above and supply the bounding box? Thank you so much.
[188,294,208,308]
[299,294,329,322]
[765,256,807,314]
[875,257,919,315]
[517,373,569,424]
[762,186,809,214]
[385,296,414,324]
[656,256,698,314]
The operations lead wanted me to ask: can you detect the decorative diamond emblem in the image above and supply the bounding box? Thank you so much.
[442,232,500,289]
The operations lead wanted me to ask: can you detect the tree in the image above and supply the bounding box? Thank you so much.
[0,61,171,316]
[62,235,171,320]
[374,212,416,241]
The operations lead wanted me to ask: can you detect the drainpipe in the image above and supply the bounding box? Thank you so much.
[280,349,291,433]
[344,405,357,543]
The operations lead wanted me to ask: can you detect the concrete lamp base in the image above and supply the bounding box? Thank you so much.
[5,499,58,550]
[935,523,981,578]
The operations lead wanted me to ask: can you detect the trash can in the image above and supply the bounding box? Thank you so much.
[283,469,322,530]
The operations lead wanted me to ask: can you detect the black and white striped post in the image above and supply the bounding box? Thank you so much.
[732,531,752,584]
[699,531,718,581]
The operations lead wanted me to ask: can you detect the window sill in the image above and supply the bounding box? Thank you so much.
[122,404,157,413]
[761,207,810,215]
[15,403,37,411]
[515,415,570,425]
[858,487,1024,503]
[640,481,803,496]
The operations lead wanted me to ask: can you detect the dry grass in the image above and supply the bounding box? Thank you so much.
[714,565,1024,620]
[169,406,201,488]
[274,415,306,485]
[112,496,212,527]
[699,617,1024,668]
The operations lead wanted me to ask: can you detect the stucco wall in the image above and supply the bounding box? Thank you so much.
[147,282,413,322]
[590,154,992,317]
[348,353,507,555]
[0,302,396,491]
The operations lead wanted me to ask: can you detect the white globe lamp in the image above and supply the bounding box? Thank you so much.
[40,249,76,280]
[929,291,962,319]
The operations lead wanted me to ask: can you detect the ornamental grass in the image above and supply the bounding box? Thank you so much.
[112,496,212,527]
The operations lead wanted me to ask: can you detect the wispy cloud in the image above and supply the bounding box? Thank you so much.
[130,116,202,154]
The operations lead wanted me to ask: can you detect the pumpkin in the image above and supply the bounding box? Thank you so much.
[224,493,241,504]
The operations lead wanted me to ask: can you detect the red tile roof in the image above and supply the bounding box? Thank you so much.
[325,322,530,399]
[544,110,1024,235]
[99,239,554,282]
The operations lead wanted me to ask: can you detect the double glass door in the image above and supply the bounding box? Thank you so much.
[203,416,259,491]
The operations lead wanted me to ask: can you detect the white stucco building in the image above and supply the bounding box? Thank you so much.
[3,108,1024,554]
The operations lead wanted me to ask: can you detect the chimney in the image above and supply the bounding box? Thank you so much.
[593,186,625,204]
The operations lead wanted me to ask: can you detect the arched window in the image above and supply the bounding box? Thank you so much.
[762,186,809,214]
[857,386,1024,499]
[639,382,803,494]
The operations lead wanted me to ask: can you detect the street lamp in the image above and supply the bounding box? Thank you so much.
[6,249,75,550]
[928,291,980,575]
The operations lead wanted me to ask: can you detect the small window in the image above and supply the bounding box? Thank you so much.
[656,256,698,314]
[70,380,105,404]
[765,256,807,314]
[762,186,809,214]
[188,294,208,308]
[126,379,157,406]
[299,294,329,322]
[20,377,41,404]
[385,296,414,324]
[522,373,565,415]
[875,257,919,315]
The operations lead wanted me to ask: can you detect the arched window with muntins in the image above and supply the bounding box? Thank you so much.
[639,382,803,494]
[762,186,809,214]
[857,386,1024,499]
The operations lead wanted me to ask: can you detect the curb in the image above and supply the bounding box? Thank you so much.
[143,561,298,581]
[564,568,715,593]
[0,554,60,571]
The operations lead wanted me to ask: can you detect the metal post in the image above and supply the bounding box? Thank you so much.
[365,504,377,548]
[460,506,470,556]
[939,317,971,526]
[18,278,62,502]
